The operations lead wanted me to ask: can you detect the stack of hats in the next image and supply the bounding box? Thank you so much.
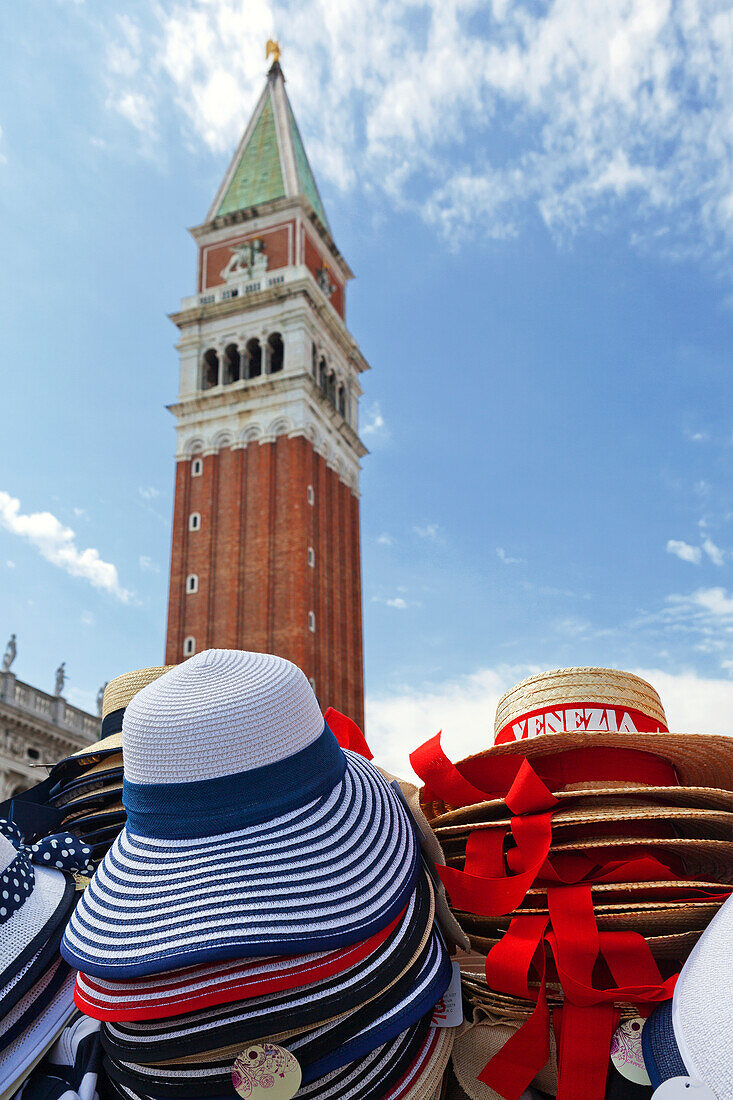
[60,649,458,1100]
[411,667,733,1100]
[43,668,172,864]
[0,821,92,1097]
[0,668,173,1100]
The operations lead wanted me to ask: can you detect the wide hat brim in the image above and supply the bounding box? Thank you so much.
[103,925,449,1091]
[0,867,74,991]
[104,1019,443,1100]
[445,731,733,794]
[433,801,733,841]
[100,921,450,1082]
[0,969,76,1096]
[77,872,433,1027]
[62,751,420,978]
[429,783,733,828]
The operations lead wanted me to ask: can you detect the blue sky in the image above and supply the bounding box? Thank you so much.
[1,0,732,770]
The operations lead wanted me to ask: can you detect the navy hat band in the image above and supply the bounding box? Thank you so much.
[122,724,347,840]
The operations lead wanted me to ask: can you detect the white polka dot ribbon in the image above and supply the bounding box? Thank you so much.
[0,818,93,924]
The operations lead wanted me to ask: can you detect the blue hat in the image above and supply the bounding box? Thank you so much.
[62,651,420,978]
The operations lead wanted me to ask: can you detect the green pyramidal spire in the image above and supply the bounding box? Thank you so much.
[210,60,331,233]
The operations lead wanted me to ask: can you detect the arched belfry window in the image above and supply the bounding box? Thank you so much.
[311,343,317,378]
[318,356,327,393]
[327,370,336,406]
[245,338,262,379]
[224,344,240,385]
[201,349,219,390]
[337,383,346,417]
[267,332,284,374]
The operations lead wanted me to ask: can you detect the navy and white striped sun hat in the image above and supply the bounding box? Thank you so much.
[62,650,420,979]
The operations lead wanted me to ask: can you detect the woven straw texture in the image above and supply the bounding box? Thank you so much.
[451,1018,557,1100]
[102,667,174,720]
[494,666,666,736]
[122,650,324,784]
[429,784,733,828]
[427,731,733,802]
[434,802,733,840]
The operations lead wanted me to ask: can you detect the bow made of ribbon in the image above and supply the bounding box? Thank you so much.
[0,818,93,926]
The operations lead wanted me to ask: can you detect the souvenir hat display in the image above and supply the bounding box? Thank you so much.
[641,892,733,1096]
[44,667,173,863]
[58,649,458,1100]
[0,819,93,1096]
[410,667,733,1100]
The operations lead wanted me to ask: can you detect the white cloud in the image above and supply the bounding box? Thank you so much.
[371,594,419,611]
[113,92,155,134]
[81,611,96,627]
[377,533,395,547]
[365,663,733,779]
[360,403,387,440]
[496,547,524,565]
[660,587,733,653]
[703,537,725,566]
[139,555,160,573]
[0,491,133,602]
[105,0,733,257]
[667,539,702,564]
[138,486,161,501]
[5,560,14,569]
[413,524,442,543]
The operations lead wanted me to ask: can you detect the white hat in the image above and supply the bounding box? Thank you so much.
[642,894,733,1095]
[62,650,420,978]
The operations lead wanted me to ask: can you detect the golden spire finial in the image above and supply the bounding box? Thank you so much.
[266,39,281,65]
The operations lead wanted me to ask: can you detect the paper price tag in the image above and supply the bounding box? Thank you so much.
[652,1080,717,1099]
[232,1044,301,1099]
[431,961,464,1027]
[610,1017,651,1085]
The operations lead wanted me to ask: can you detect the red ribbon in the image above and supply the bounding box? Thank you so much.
[324,707,374,761]
[437,757,682,1100]
[410,732,679,808]
[437,762,559,916]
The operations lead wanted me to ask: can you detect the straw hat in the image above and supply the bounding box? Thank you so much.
[48,666,174,790]
[433,801,733,842]
[63,650,421,978]
[450,1017,558,1100]
[459,898,725,935]
[101,666,175,723]
[421,669,733,810]
[430,783,733,830]
[495,667,666,743]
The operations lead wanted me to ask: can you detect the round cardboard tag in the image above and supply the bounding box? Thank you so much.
[652,1079,717,1099]
[610,1016,651,1085]
[232,1044,302,1100]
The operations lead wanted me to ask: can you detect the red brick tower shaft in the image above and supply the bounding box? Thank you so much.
[164,56,367,725]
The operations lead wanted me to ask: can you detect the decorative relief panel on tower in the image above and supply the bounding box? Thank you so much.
[316,262,336,298]
[221,238,269,283]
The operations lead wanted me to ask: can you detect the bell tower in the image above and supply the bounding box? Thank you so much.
[164,46,367,725]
